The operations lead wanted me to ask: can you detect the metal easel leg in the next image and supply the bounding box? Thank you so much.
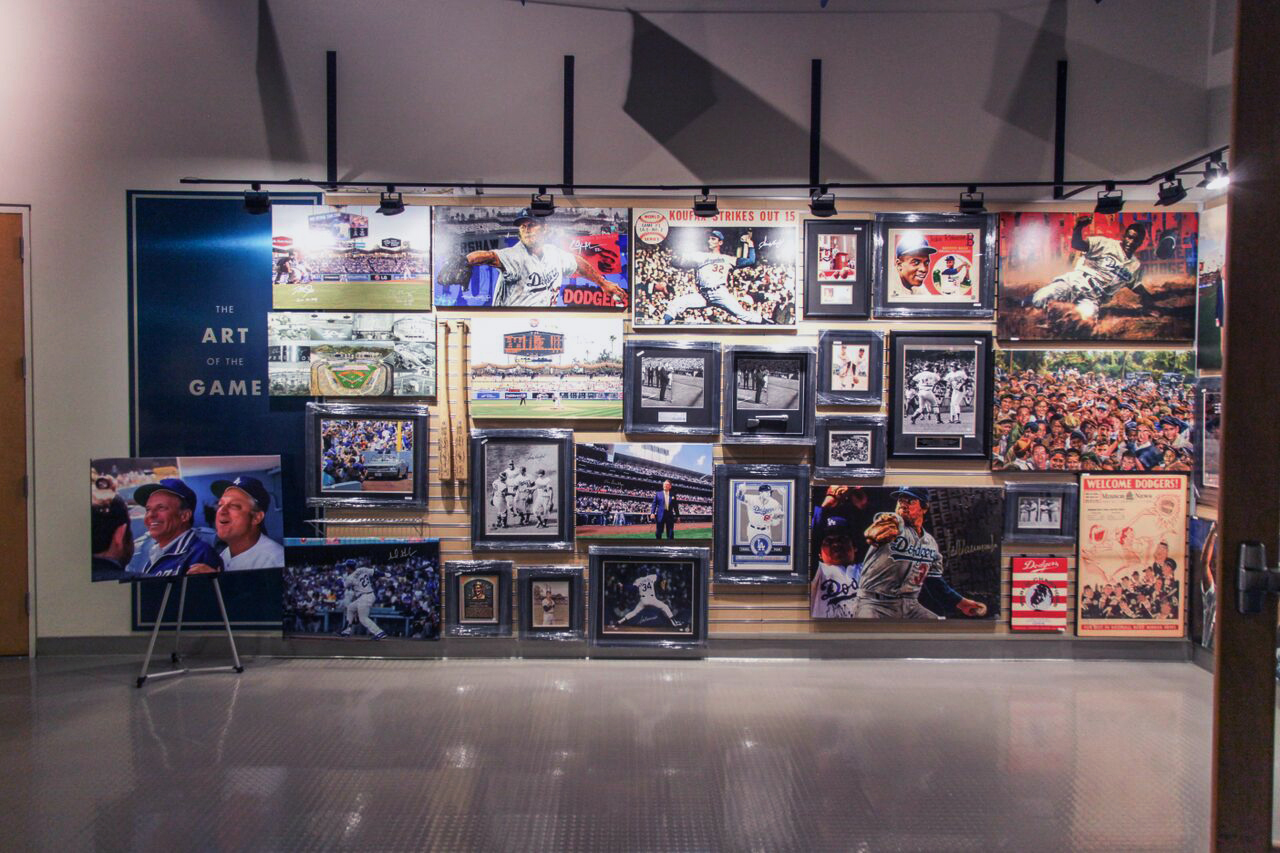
[171,576,188,665]
[212,578,244,673]
[137,581,175,688]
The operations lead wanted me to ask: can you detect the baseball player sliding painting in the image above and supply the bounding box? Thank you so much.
[663,230,762,324]
[1030,215,1152,324]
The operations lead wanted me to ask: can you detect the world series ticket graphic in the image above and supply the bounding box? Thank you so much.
[1010,556,1068,632]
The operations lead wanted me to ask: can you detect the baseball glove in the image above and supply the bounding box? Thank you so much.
[864,512,902,544]
[436,253,473,287]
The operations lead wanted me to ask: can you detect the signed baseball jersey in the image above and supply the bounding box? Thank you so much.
[492,242,578,307]
[344,565,377,599]
[1074,236,1143,296]
[855,515,943,599]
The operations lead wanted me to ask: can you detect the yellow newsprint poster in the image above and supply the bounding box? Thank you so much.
[1076,474,1187,638]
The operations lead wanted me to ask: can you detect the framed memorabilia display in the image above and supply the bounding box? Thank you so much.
[1193,376,1221,508]
[1003,482,1079,545]
[814,416,887,480]
[575,443,714,541]
[630,207,800,329]
[713,464,810,585]
[887,331,992,460]
[431,205,629,310]
[809,485,1002,620]
[722,345,817,445]
[445,560,513,637]
[817,329,883,406]
[469,429,574,552]
[282,538,441,640]
[871,212,996,319]
[588,545,710,649]
[1195,204,1225,370]
[304,402,429,508]
[1076,473,1188,638]
[622,340,721,435]
[803,219,872,319]
[268,312,436,397]
[518,565,585,641]
[1189,517,1218,650]
[1010,556,1069,633]
[997,211,1199,343]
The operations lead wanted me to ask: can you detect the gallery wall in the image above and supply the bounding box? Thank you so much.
[0,0,1229,639]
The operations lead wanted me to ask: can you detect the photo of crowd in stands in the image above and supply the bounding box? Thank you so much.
[631,208,799,328]
[575,443,713,541]
[268,312,436,397]
[991,349,1195,473]
[272,204,432,311]
[282,538,441,640]
[319,417,415,495]
[467,316,623,419]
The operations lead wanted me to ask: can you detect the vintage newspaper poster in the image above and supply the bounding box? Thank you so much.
[1010,556,1068,632]
[1077,474,1188,637]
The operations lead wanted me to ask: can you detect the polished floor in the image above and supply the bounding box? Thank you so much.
[0,656,1212,851]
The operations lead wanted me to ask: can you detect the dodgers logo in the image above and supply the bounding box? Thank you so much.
[750,534,773,556]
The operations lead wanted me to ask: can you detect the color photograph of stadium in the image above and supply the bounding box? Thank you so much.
[268,312,436,397]
[271,204,432,311]
[467,316,623,419]
[575,443,713,540]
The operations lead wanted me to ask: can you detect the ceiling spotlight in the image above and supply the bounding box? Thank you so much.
[808,187,837,218]
[530,188,556,217]
[693,187,719,218]
[377,186,405,216]
[1196,157,1230,190]
[1094,182,1124,215]
[958,185,986,214]
[243,183,271,215]
[1155,174,1187,206]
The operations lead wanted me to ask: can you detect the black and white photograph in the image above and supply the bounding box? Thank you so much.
[714,464,810,585]
[817,330,883,406]
[470,430,575,551]
[444,561,514,637]
[1017,496,1062,529]
[518,565,585,639]
[1194,376,1221,508]
[622,340,721,435]
[888,332,992,460]
[735,356,802,410]
[589,545,710,648]
[815,416,887,480]
[804,219,872,319]
[830,431,873,466]
[723,346,816,444]
[641,356,706,408]
[305,402,430,508]
[1003,482,1079,545]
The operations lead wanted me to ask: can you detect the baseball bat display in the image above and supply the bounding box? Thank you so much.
[454,320,469,481]
[437,320,453,480]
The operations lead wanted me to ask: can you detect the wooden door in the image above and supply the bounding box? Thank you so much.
[0,213,28,655]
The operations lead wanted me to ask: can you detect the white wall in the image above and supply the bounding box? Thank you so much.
[0,0,1221,639]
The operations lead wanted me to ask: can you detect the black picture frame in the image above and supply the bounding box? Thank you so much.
[444,560,513,637]
[588,545,710,649]
[1003,482,1080,545]
[469,429,575,552]
[304,401,430,508]
[871,212,996,319]
[803,219,872,319]
[713,464,811,585]
[722,345,817,445]
[888,331,993,460]
[518,565,585,641]
[817,329,884,406]
[1193,376,1221,509]
[622,340,721,436]
[815,416,887,480]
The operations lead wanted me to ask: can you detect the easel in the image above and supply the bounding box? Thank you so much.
[137,575,244,688]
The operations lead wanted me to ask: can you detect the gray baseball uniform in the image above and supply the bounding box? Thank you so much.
[1031,235,1143,308]
[850,514,943,619]
[491,242,578,308]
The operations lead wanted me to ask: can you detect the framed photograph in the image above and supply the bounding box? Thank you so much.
[815,416,887,480]
[631,207,799,328]
[991,349,1195,473]
[817,329,883,406]
[467,315,623,420]
[588,545,710,648]
[576,443,714,541]
[804,219,872,319]
[91,455,284,582]
[714,464,810,585]
[445,560,513,637]
[267,312,436,397]
[282,538,441,640]
[1196,204,1226,370]
[272,204,432,311]
[809,485,1003,620]
[431,205,629,310]
[997,211,1198,342]
[518,565,584,640]
[622,340,721,435]
[1003,482,1079,545]
[1010,556,1069,633]
[1077,473,1188,637]
[469,429,574,552]
[1189,517,1218,650]
[304,402,429,508]
[872,212,995,319]
[888,331,992,459]
[722,345,816,445]
[1193,376,1221,508]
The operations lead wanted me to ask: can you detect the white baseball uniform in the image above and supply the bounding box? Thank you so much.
[1031,235,1143,308]
[532,475,553,519]
[343,566,385,636]
[491,242,579,308]
[913,370,940,410]
[664,248,761,323]
[944,369,968,418]
[621,572,675,622]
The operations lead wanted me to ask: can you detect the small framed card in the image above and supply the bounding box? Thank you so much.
[713,464,811,585]
[470,429,575,552]
[1003,482,1079,545]
[304,402,430,508]
[622,340,721,436]
[722,345,817,445]
[872,212,996,319]
[887,331,993,460]
[518,565,585,641]
[817,329,883,406]
[815,416,887,480]
[804,219,872,319]
[588,545,710,649]
[445,560,513,637]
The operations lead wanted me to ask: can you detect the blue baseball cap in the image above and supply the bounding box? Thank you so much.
[890,487,929,505]
[211,476,272,511]
[709,230,725,241]
[895,232,937,258]
[134,477,197,511]
[512,208,540,226]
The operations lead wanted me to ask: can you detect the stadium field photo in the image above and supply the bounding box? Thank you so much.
[577,523,712,541]
[470,399,622,420]
[273,280,434,312]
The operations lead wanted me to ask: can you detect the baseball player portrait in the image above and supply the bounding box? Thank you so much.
[661,230,763,324]
[731,481,792,571]
[133,477,223,578]
[1029,215,1152,325]
[893,232,936,294]
[211,476,284,571]
[340,559,388,639]
[809,486,863,618]
[943,363,971,425]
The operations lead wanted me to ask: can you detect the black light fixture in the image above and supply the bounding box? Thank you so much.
[1094,182,1124,215]
[1197,156,1229,190]
[377,186,405,216]
[1155,173,1187,206]
[693,187,719,218]
[530,187,556,217]
[243,183,271,215]
[808,186,837,218]
[958,185,985,214]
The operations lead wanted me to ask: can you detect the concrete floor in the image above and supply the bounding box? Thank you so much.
[0,656,1213,851]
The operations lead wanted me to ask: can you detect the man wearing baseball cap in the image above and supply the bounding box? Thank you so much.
[133,477,222,578]
[212,476,284,571]
[894,231,937,293]
[91,493,134,582]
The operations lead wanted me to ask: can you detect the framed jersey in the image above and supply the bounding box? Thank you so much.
[713,464,810,585]
[469,429,575,552]
[888,331,993,460]
[444,560,513,638]
[871,212,996,319]
[587,545,710,650]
